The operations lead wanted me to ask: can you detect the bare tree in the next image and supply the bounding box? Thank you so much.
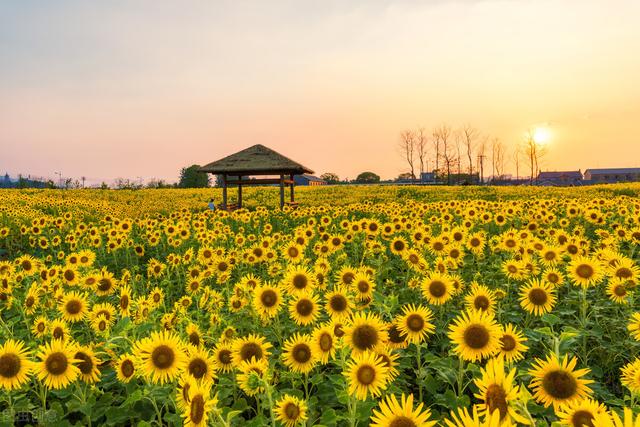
[524,129,547,184]
[398,130,416,180]
[513,145,521,182]
[416,128,428,178]
[434,124,453,184]
[492,138,506,179]
[477,136,488,184]
[455,130,462,183]
[462,124,477,181]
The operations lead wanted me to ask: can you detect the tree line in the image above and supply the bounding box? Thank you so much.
[398,125,546,184]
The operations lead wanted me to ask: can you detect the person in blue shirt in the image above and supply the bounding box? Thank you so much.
[207,198,216,210]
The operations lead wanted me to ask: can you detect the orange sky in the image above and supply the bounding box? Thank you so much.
[1,1,639,184]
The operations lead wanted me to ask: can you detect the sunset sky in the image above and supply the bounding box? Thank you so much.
[1,0,639,184]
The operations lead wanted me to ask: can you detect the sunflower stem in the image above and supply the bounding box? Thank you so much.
[262,378,276,427]
[580,286,588,365]
[457,356,466,398]
[416,343,423,403]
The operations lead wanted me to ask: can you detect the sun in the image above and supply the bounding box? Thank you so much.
[532,127,551,145]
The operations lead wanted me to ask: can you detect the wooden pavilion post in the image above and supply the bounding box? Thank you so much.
[237,175,243,208]
[290,173,295,203]
[222,174,228,208]
[279,174,285,209]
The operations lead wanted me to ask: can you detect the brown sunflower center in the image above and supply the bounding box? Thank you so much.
[542,369,578,399]
[356,364,376,385]
[151,345,176,370]
[97,278,112,291]
[351,325,379,350]
[576,264,594,279]
[463,325,490,349]
[329,295,348,312]
[357,280,370,293]
[296,299,314,317]
[529,288,548,306]
[319,333,333,351]
[189,395,205,425]
[548,273,559,283]
[188,358,208,379]
[288,247,299,258]
[284,402,300,420]
[52,327,65,340]
[429,281,446,298]
[406,314,425,332]
[75,351,94,375]
[64,270,75,282]
[500,335,516,352]
[218,349,232,365]
[65,299,82,315]
[292,274,308,289]
[470,238,481,247]
[121,359,134,377]
[616,268,633,279]
[485,384,508,420]
[393,241,405,251]
[240,343,263,361]
[474,296,490,311]
[260,290,278,307]
[0,353,21,378]
[189,333,200,346]
[571,410,595,427]
[45,352,68,375]
[26,296,35,307]
[343,272,355,284]
[387,325,407,344]
[292,344,312,363]
[388,416,417,427]
[614,284,627,297]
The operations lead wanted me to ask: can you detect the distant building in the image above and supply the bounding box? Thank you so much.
[537,170,583,186]
[294,174,327,186]
[420,172,436,184]
[584,168,640,183]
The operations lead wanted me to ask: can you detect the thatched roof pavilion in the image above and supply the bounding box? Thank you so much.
[199,144,313,209]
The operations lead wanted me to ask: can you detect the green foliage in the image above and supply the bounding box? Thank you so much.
[178,164,209,188]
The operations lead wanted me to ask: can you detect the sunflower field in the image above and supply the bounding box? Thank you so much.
[1,185,640,427]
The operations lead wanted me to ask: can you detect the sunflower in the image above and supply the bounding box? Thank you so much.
[593,407,640,427]
[375,346,401,381]
[448,309,501,362]
[24,286,40,315]
[395,304,435,344]
[628,312,640,341]
[283,333,316,374]
[95,268,118,296]
[237,357,270,396]
[311,324,337,364]
[620,358,640,394]
[608,258,640,282]
[115,353,137,383]
[31,315,48,338]
[568,257,603,288]
[445,406,502,427]
[182,380,216,427]
[185,323,202,347]
[74,346,101,384]
[370,393,436,427]
[344,351,389,400]
[49,319,70,342]
[275,394,308,427]
[232,334,272,366]
[184,346,216,382]
[283,266,315,295]
[119,284,132,317]
[502,259,526,281]
[0,339,34,390]
[497,324,528,363]
[556,398,607,427]
[324,286,353,320]
[543,268,565,287]
[211,343,234,373]
[36,339,79,389]
[390,237,409,255]
[528,353,593,409]
[474,357,529,424]
[58,291,88,323]
[345,312,388,355]
[352,272,376,302]
[253,284,283,320]
[134,330,187,384]
[421,273,453,305]
[289,292,320,326]
[519,279,556,316]
[464,283,496,314]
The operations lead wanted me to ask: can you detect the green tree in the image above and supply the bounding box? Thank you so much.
[179,165,209,188]
[355,171,380,183]
[320,172,340,184]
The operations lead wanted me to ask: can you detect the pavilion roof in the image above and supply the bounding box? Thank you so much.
[199,144,313,175]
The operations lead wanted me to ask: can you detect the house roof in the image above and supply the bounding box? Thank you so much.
[585,168,640,175]
[298,174,326,182]
[199,144,314,175]
[538,171,582,179]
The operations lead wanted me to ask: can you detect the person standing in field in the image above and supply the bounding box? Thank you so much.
[208,198,216,211]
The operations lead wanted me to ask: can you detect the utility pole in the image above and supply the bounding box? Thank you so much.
[55,171,62,189]
[477,155,485,185]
